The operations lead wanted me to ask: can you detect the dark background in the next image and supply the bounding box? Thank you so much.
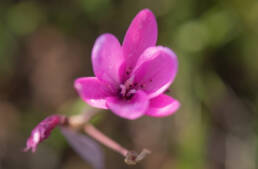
[0,0,258,169]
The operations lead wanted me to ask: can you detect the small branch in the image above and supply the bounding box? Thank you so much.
[83,124,151,165]
[124,149,151,165]
[66,108,151,165]
[84,124,128,156]
[25,106,151,164]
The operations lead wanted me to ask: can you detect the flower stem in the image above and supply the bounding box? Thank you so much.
[84,124,128,156]
[83,123,151,165]
[68,109,98,129]
[68,109,151,165]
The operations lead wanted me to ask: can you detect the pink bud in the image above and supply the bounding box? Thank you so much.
[24,115,64,152]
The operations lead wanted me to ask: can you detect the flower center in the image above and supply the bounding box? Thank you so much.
[118,76,146,100]
[119,77,137,100]
[119,84,136,100]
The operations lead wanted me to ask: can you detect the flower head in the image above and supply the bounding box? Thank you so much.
[74,9,180,120]
[24,115,63,152]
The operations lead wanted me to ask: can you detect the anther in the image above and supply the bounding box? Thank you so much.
[120,84,126,96]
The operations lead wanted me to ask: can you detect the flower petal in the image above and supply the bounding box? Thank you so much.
[85,99,108,109]
[132,46,178,98]
[106,90,149,120]
[145,94,180,117]
[74,77,113,109]
[122,9,157,75]
[92,33,124,87]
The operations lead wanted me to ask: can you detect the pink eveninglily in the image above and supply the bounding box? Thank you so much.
[74,9,180,120]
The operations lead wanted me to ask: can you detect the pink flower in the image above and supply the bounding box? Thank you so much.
[24,115,63,152]
[74,9,180,120]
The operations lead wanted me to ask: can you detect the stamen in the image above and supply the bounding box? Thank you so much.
[125,76,134,88]
[119,76,137,99]
[126,89,136,97]
[120,84,126,96]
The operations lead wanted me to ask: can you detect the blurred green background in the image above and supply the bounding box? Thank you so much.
[0,0,258,169]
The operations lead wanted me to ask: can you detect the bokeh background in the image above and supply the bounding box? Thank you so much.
[1,0,258,169]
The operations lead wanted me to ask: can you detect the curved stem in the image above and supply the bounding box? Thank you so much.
[84,124,128,156]
[67,109,151,165]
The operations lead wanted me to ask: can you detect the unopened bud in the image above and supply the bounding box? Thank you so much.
[24,115,66,152]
